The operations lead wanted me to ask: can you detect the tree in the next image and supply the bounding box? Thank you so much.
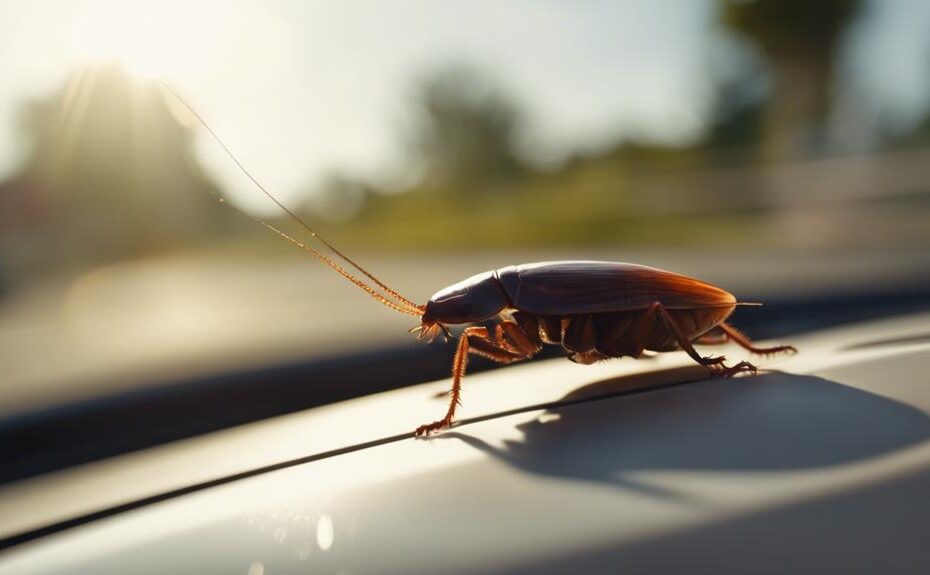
[720,0,863,161]
[408,66,527,190]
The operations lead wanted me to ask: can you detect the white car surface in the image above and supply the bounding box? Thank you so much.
[1,312,929,574]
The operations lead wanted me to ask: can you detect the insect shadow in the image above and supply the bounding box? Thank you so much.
[842,331,930,351]
[440,369,930,501]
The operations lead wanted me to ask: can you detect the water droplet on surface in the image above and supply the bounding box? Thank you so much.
[247,562,264,575]
[273,526,288,543]
[316,514,335,551]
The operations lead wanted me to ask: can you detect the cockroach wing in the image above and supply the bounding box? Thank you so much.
[496,261,736,316]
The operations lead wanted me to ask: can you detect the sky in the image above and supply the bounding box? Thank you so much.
[0,0,928,213]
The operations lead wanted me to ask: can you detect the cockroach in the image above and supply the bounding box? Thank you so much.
[164,87,796,437]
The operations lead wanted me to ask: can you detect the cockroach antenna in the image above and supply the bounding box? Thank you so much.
[159,83,423,317]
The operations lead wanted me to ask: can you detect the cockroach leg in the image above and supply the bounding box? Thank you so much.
[569,350,608,364]
[717,322,798,356]
[513,313,544,351]
[623,302,663,358]
[501,320,543,356]
[562,315,597,354]
[539,316,563,344]
[654,304,735,372]
[469,330,526,363]
[415,329,475,437]
[692,328,728,346]
[415,323,536,437]
[714,360,757,378]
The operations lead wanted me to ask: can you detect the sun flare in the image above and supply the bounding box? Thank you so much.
[73,0,223,80]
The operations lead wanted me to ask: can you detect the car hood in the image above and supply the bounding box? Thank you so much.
[1,312,930,574]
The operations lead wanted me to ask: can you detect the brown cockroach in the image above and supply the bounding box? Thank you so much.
[165,87,796,437]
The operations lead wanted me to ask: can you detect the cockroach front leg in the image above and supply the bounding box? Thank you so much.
[414,324,532,437]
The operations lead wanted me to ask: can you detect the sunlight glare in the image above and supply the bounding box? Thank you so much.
[73,0,224,80]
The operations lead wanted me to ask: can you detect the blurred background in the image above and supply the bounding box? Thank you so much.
[2,0,930,457]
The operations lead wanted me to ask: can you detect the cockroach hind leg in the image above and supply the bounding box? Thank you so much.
[701,354,727,368]
[717,322,797,357]
[757,344,798,357]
